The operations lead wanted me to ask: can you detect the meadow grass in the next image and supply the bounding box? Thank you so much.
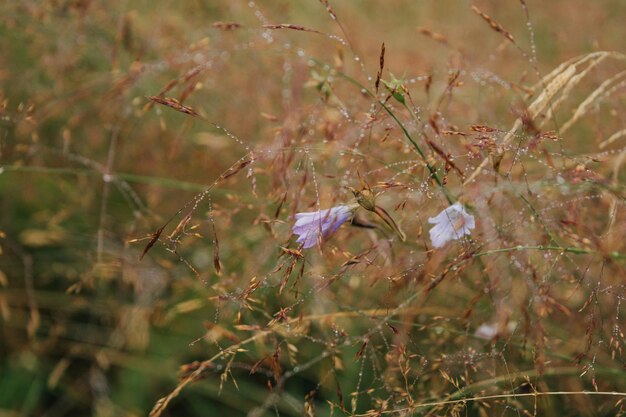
[1,1,626,416]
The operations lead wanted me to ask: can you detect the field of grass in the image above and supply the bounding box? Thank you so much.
[1,1,626,416]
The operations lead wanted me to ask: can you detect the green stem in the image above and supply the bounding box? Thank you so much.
[519,194,560,246]
[473,245,626,260]
[0,164,217,193]
[335,70,455,204]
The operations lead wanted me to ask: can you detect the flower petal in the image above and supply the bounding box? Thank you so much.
[291,205,353,249]
[428,203,475,248]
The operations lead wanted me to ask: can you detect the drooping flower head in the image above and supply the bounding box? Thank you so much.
[428,202,475,248]
[292,205,355,249]
[349,186,406,242]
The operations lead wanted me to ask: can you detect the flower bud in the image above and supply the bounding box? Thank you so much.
[349,187,377,212]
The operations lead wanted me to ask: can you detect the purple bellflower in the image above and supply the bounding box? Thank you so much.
[292,205,356,249]
[428,202,475,248]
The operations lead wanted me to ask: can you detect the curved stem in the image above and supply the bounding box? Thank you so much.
[334,68,455,204]
[473,245,626,261]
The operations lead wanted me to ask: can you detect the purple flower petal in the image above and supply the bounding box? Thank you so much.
[291,205,353,249]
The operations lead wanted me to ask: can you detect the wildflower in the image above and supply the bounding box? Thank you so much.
[474,321,517,340]
[428,202,475,248]
[474,323,498,340]
[292,205,356,249]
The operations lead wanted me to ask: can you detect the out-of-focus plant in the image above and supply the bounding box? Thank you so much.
[1,1,626,417]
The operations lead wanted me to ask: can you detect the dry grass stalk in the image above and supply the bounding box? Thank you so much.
[263,24,323,34]
[538,54,608,128]
[149,331,272,417]
[599,128,626,149]
[471,5,516,43]
[464,51,626,185]
[212,21,242,30]
[416,27,449,46]
[146,96,201,117]
[529,51,625,93]
[560,70,626,133]
[464,63,577,184]
[375,42,385,93]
